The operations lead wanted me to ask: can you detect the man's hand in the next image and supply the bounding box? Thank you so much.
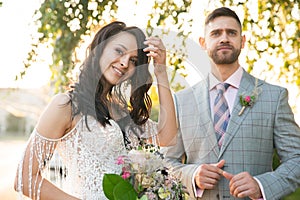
[194,160,225,190]
[223,171,262,199]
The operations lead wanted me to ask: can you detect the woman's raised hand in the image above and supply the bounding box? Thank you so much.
[143,37,177,146]
[143,37,167,76]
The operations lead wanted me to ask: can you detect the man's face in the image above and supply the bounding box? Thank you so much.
[201,16,245,65]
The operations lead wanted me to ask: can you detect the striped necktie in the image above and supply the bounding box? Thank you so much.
[213,83,230,148]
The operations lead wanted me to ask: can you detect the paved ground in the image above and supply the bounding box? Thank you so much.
[0,140,26,199]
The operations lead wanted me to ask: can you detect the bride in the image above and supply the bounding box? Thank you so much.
[14,21,177,200]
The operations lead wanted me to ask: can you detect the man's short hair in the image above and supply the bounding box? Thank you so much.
[205,7,242,30]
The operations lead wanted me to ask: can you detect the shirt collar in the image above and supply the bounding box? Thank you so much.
[209,66,244,90]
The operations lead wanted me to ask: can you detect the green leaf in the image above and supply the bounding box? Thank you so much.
[138,195,148,200]
[113,178,138,200]
[103,174,125,200]
[103,174,138,200]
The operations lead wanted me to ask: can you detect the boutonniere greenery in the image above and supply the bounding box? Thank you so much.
[238,78,262,116]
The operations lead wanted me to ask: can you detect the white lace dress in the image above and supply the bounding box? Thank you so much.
[16,116,157,200]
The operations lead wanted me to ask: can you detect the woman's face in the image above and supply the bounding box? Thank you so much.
[99,31,138,86]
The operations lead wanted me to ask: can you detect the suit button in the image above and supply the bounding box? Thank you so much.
[216,194,220,199]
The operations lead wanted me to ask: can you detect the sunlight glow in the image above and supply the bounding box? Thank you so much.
[0,0,299,125]
[0,0,50,89]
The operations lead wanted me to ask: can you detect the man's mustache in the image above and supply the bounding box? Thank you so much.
[217,44,233,49]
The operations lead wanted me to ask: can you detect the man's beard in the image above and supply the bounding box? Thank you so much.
[209,46,241,64]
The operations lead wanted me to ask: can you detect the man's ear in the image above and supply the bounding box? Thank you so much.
[199,37,206,49]
[241,35,246,49]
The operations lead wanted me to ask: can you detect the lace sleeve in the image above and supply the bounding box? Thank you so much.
[139,119,161,148]
[16,129,59,200]
[140,118,158,139]
[116,116,159,149]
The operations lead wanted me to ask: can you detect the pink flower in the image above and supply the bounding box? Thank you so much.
[121,171,131,179]
[244,96,251,103]
[116,156,125,165]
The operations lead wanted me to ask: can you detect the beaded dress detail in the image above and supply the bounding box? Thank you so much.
[16,115,158,200]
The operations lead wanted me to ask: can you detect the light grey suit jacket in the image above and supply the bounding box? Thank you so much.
[163,71,300,199]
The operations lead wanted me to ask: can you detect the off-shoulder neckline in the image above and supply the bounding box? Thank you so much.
[34,117,83,142]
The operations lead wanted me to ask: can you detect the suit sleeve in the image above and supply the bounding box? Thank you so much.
[255,88,300,199]
[161,93,200,198]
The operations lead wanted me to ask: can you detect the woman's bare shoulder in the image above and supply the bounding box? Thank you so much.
[51,93,71,104]
[36,93,73,139]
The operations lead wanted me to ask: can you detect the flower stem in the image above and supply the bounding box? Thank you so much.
[238,106,246,116]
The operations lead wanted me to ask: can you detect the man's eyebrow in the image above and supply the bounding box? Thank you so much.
[208,28,239,35]
[210,28,238,32]
[225,28,238,32]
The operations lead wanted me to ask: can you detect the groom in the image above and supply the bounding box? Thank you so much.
[163,7,300,200]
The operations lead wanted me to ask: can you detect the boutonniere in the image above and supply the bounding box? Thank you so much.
[238,78,262,116]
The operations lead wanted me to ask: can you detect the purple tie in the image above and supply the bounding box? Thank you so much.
[213,83,230,148]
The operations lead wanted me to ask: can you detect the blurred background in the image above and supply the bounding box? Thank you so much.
[0,0,299,199]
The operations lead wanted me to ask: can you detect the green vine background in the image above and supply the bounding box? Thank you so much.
[15,0,300,198]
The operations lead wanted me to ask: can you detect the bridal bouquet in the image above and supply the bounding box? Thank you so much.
[103,144,186,200]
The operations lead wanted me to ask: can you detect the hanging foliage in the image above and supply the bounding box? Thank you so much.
[19,0,300,94]
[19,0,118,92]
[219,0,300,87]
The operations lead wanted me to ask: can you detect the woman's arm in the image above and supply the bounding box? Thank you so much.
[14,93,80,200]
[144,37,177,146]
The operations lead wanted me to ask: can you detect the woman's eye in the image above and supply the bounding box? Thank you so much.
[116,48,124,55]
[130,58,138,66]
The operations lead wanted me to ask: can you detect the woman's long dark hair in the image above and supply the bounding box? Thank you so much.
[68,21,152,129]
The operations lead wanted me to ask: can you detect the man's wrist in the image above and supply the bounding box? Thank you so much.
[253,177,264,200]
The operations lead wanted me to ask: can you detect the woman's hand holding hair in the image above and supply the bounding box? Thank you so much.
[143,37,177,146]
[143,37,167,77]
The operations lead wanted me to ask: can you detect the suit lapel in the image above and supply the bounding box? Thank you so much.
[197,77,220,157]
[219,71,263,157]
